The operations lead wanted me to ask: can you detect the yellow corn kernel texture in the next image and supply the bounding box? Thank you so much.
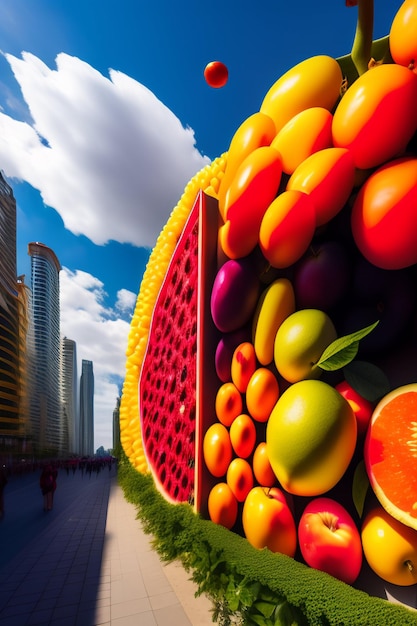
[120,154,227,473]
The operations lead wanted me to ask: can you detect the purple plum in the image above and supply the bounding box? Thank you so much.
[211,258,260,333]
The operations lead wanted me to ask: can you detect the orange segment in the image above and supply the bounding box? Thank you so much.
[365,384,417,530]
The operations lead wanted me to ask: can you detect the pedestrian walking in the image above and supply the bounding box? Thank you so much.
[0,465,8,518]
[40,464,58,511]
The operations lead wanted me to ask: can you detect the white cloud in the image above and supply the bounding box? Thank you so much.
[115,288,136,315]
[0,51,210,247]
[0,50,210,452]
[60,267,131,450]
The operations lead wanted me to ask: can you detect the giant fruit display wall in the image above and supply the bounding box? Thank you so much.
[120,0,417,623]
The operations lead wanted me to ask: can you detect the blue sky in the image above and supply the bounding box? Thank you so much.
[0,1,402,449]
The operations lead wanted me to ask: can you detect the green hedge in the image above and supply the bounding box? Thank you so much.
[117,455,417,626]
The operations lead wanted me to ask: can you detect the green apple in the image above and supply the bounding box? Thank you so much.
[266,380,357,496]
[274,308,337,382]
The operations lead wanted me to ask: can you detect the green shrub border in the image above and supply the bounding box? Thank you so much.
[117,454,417,626]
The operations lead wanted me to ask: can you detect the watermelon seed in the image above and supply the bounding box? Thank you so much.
[185,285,193,304]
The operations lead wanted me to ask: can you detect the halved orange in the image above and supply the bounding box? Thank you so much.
[364,383,417,531]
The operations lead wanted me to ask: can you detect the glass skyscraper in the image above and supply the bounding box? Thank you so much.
[61,337,78,455]
[28,242,62,455]
[79,359,94,456]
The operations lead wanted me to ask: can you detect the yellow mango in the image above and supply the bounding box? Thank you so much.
[218,112,276,216]
[260,55,343,135]
[252,278,296,365]
[271,107,333,175]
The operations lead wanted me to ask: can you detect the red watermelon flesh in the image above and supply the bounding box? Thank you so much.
[139,192,220,505]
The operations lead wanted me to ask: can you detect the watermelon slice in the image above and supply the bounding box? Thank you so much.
[139,191,219,506]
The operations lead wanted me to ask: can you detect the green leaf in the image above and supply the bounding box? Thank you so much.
[317,321,379,372]
[274,600,304,626]
[317,341,359,371]
[352,460,369,518]
[253,600,277,619]
[248,614,270,626]
[343,360,391,402]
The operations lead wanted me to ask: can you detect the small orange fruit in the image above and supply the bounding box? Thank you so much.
[231,342,257,393]
[229,414,257,458]
[253,442,277,487]
[215,382,243,427]
[246,368,279,422]
[203,423,232,477]
[227,457,254,502]
[207,482,238,529]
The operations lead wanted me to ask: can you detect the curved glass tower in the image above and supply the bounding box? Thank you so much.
[28,242,62,455]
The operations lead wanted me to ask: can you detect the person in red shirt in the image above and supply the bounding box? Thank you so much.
[40,464,58,511]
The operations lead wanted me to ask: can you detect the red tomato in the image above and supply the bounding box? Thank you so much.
[332,64,417,169]
[204,61,228,88]
[351,156,417,269]
[390,0,417,71]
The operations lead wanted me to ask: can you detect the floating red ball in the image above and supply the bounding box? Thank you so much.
[204,61,228,88]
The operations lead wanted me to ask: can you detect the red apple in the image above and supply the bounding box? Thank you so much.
[204,61,229,88]
[242,486,297,557]
[298,497,363,584]
[335,380,374,436]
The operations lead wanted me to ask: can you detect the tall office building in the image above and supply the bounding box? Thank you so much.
[79,359,94,456]
[0,172,29,456]
[28,242,62,455]
[61,337,78,454]
[112,395,121,452]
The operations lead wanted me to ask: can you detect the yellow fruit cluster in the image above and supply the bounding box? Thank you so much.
[119,154,227,473]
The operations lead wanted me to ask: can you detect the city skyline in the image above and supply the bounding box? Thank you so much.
[0,1,402,449]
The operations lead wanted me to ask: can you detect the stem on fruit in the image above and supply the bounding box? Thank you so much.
[405,559,414,573]
[350,0,374,76]
[319,511,338,531]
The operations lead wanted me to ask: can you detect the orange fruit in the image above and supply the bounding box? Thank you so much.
[253,442,277,487]
[227,457,254,502]
[207,482,238,529]
[246,368,280,422]
[203,423,233,478]
[231,342,257,393]
[364,383,417,531]
[215,382,243,427]
[389,0,417,72]
[229,414,257,459]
